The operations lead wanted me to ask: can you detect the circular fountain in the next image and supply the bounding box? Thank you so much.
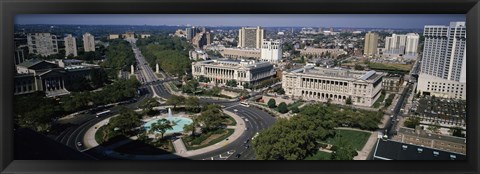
[144,108,193,134]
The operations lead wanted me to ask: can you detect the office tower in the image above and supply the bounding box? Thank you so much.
[64,34,78,57]
[83,32,95,52]
[186,27,193,40]
[363,31,379,57]
[261,39,282,63]
[27,33,59,56]
[417,21,466,99]
[238,26,264,49]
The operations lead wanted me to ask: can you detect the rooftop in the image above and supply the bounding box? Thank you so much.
[194,59,272,69]
[398,127,466,144]
[287,66,382,82]
[373,139,466,160]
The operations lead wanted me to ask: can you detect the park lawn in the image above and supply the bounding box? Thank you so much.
[368,62,412,72]
[323,129,371,151]
[372,92,386,108]
[305,151,332,160]
[287,101,304,109]
[224,114,237,126]
[183,129,235,150]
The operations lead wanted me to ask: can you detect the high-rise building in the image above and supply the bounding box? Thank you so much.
[27,33,59,57]
[64,34,77,57]
[364,31,379,57]
[417,21,466,99]
[186,27,193,40]
[83,33,95,52]
[238,26,264,49]
[260,39,282,63]
[384,33,419,57]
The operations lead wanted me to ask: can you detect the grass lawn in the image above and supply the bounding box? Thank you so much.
[168,82,180,92]
[367,62,412,72]
[323,129,371,151]
[305,151,332,160]
[183,129,234,150]
[372,93,386,108]
[288,101,304,109]
[224,114,237,126]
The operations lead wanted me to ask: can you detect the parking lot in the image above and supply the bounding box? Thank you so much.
[409,96,466,127]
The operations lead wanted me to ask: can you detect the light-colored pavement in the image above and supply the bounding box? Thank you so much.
[82,107,247,159]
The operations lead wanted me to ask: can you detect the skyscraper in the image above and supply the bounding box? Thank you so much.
[186,27,193,40]
[404,33,420,57]
[363,31,379,57]
[417,21,466,99]
[238,26,264,49]
[27,33,59,57]
[64,34,77,57]
[83,32,95,52]
[260,39,282,63]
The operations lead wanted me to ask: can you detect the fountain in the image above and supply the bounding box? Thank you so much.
[144,107,193,134]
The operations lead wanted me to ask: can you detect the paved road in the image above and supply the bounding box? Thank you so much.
[53,39,278,160]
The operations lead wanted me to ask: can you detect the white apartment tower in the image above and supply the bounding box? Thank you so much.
[83,32,95,52]
[364,31,379,57]
[417,21,466,99]
[238,26,264,49]
[27,33,59,57]
[64,34,78,57]
[260,39,282,63]
[384,33,419,57]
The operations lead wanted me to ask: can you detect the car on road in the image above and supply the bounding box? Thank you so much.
[244,139,249,144]
[77,142,83,147]
[245,127,248,131]
[233,109,238,112]
[235,153,241,158]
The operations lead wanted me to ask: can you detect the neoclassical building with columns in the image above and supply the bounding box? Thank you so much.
[192,59,275,87]
[282,66,384,107]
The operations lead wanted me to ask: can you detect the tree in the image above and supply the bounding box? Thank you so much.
[404,117,421,129]
[140,98,160,116]
[330,137,358,160]
[185,96,200,112]
[242,82,251,89]
[346,96,353,105]
[108,107,142,135]
[278,102,289,113]
[226,79,238,87]
[427,121,441,133]
[182,79,200,94]
[149,118,173,139]
[290,106,300,113]
[197,104,225,132]
[267,98,276,108]
[275,87,285,95]
[183,117,199,136]
[354,64,364,70]
[166,95,185,109]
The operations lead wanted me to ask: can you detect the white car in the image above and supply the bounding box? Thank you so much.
[77,142,83,147]
[233,109,238,112]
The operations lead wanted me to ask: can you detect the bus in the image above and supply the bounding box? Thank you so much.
[240,101,250,107]
[96,110,111,117]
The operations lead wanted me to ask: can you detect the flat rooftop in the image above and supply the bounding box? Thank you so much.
[194,59,272,69]
[373,139,466,160]
[288,66,382,82]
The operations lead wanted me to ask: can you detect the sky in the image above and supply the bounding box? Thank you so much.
[15,14,466,29]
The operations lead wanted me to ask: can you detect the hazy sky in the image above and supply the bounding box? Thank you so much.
[15,14,465,29]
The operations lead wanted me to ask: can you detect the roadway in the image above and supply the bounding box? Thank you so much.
[54,39,277,160]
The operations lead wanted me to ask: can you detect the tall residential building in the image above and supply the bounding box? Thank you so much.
[260,39,282,63]
[417,21,466,99]
[64,34,77,57]
[186,27,193,40]
[384,33,419,57]
[192,31,212,49]
[27,33,59,57]
[363,31,379,57]
[238,26,264,49]
[83,33,95,52]
[405,33,420,57]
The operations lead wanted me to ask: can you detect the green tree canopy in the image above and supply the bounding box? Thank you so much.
[267,98,276,108]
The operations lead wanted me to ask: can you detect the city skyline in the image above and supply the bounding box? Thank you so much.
[15,14,465,29]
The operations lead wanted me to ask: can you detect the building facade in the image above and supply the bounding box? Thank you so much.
[64,34,78,57]
[417,21,466,100]
[238,26,264,49]
[299,47,348,58]
[83,32,95,52]
[384,33,419,58]
[382,74,403,93]
[282,66,384,107]
[27,33,59,57]
[221,48,261,59]
[192,59,275,86]
[260,39,282,63]
[364,31,379,57]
